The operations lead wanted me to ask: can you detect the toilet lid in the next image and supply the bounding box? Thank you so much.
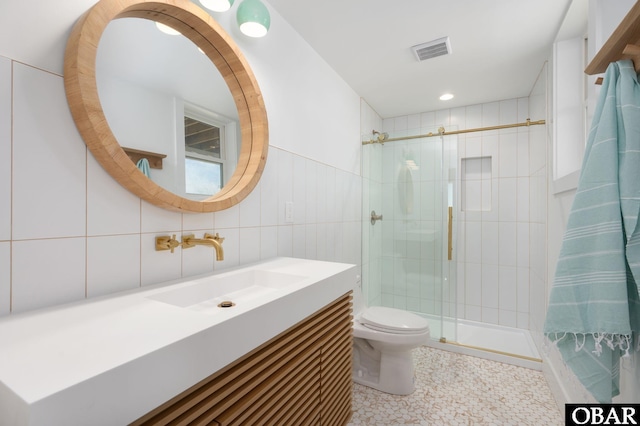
[359,306,429,334]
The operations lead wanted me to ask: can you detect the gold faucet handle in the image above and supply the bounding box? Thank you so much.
[156,234,181,253]
[181,234,196,249]
[205,232,225,244]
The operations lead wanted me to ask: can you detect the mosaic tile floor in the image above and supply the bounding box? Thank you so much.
[348,346,562,426]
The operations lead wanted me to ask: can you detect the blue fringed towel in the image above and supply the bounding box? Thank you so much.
[136,158,151,178]
[544,60,640,403]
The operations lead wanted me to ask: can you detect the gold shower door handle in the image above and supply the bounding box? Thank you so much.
[447,206,453,261]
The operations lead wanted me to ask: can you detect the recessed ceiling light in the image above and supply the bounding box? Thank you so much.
[439,93,454,101]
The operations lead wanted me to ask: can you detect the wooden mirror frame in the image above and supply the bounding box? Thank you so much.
[64,0,268,212]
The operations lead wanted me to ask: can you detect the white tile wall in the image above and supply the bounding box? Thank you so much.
[366,96,539,330]
[0,242,9,315]
[1,61,362,316]
[87,235,141,298]
[12,63,86,241]
[12,238,86,313]
[0,57,10,242]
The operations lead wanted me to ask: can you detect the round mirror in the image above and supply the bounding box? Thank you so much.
[64,0,268,212]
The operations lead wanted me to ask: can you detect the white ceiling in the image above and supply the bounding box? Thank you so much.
[267,0,580,118]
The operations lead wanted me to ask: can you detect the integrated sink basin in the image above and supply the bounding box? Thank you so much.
[0,257,356,426]
[147,269,307,312]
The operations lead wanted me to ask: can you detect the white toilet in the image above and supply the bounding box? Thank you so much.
[352,285,430,395]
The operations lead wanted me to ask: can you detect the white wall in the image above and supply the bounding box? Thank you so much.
[0,0,362,315]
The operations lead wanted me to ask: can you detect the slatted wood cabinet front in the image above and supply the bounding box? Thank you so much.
[132,292,353,426]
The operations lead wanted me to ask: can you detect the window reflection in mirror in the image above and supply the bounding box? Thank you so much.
[96,17,239,200]
[181,104,239,199]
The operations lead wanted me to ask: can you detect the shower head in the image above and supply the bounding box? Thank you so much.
[372,130,389,143]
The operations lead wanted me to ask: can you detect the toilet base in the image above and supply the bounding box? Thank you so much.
[352,338,416,395]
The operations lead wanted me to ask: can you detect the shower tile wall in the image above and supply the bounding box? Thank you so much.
[371,97,535,329]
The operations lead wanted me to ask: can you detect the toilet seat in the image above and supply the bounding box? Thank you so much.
[359,306,429,334]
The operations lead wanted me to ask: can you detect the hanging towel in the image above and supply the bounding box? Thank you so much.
[544,60,640,403]
[136,158,151,178]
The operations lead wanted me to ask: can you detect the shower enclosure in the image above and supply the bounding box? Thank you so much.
[361,126,459,343]
[361,122,542,367]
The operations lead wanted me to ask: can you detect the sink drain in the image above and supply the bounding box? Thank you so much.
[217,301,235,308]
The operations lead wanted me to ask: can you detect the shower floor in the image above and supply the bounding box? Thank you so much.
[419,314,542,370]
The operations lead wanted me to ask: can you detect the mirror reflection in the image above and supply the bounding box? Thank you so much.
[96,17,239,200]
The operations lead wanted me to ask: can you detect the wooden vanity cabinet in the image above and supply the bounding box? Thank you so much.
[132,292,353,426]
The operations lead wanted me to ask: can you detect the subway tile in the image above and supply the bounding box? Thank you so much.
[259,226,278,260]
[277,150,293,226]
[420,111,436,131]
[407,113,420,132]
[292,224,306,258]
[449,107,465,130]
[465,104,482,129]
[0,242,9,316]
[342,221,361,266]
[516,177,530,222]
[12,238,86,313]
[517,132,530,177]
[238,181,261,228]
[305,224,317,259]
[465,135,482,158]
[499,178,517,222]
[277,225,293,257]
[499,133,518,178]
[481,178,493,213]
[259,147,278,226]
[499,222,517,267]
[292,155,306,225]
[465,221,482,264]
[304,159,318,224]
[465,304,481,322]
[435,109,450,127]
[482,307,499,325]
[183,211,214,233]
[141,232,181,286]
[87,154,141,236]
[517,312,530,329]
[12,63,86,240]
[141,201,181,234]
[498,266,517,311]
[517,266,530,313]
[499,99,518,127]
[481,222,499,265]
[316,164,327,224]
[517,223,530,267]
[215,204,240,229]
[481,264,499,309]
[482,102,500,128]
[0,58,10,241]
[239,227,261,265]
[499,309,518,328]
[87,234,140,298]
[181,229,217,276]
[464,262,482,306]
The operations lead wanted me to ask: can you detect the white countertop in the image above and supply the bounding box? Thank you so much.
[0,257,356,426]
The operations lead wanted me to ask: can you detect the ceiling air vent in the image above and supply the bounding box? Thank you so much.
[411,36,452,61]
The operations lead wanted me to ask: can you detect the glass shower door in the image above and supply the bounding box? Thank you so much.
[362,127,458,343]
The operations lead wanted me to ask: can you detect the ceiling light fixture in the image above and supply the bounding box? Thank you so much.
[439,93,454,101]
[237,0,270,38]
[200,0,234,13]
[155,22,181,35]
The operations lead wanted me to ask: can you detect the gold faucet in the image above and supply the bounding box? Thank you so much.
[155,234,181,253]
[182,233,225,261]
